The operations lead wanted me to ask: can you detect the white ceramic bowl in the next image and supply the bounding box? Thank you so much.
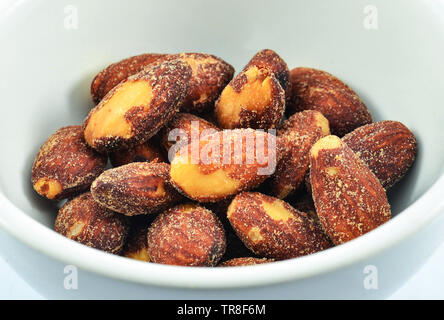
[0,0,443,299]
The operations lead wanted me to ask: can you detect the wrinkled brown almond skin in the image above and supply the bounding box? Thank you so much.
[159,112,219,157]
[54,192,128,254]
[214,67,285,130]
[170,129,282,202]
[267,110,330,199]
[244,49,290,93]
[91,162,182,216]
[31,126,107,200]
[83,59,192,152]
[342,120,417,189]
[91,53,169,104]
[227,192,332,260]
[166,53,235,113]
[219,257,273,267]
[287,67,373,136]
[109,138,165,167]
[147,204,226,266]
[310,136,391,245]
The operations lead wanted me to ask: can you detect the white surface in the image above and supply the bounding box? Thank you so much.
[0,230,444,300]
[0,0,444,299]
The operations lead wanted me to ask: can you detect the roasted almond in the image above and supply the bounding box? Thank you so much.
[170,129,281,202]
[310,135,391,245]
[214,66,285,129]
[147,203,226,266]
[267,110,330,199]
[227,192,332,260]
[287,67,373,136]
[342,120,417,189]
[54,192,128,254]
[31,126,107,200]
[91,162,182,216]
[83,59,192,152]
[90,53,169,104]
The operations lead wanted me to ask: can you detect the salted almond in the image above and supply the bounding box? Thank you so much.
[342,120,417,189]
[147,204,226,266]
[54,192,128,254]
[170,129,280,202]
[91,162,182,216]
[287,67,373,136]
[227,192,332,260]
[31,126,107,200]
[310,135,391,245]
[84,59,192,152]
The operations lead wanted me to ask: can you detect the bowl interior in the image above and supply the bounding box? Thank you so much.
[0,0,443,249]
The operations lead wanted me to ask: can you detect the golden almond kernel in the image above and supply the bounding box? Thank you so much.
[342,120,417,189]
[83,59,192,152]
[287,67,373,136]
[215,66,285,129]
[91,162,182,216]
[170,129,280,202]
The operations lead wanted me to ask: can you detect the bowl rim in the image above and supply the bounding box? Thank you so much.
[0,173,443,289]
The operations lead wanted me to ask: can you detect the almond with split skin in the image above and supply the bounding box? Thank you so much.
[287,67,373,136]
[342,120,417,189]
[147,203,226,266]
[91,53,169,104]
[91,162,182,216]
[215,66,285,129]
[109,138,166,167]
[267,110,330,199]
[310,135,391,245]
[32,126,107,200]
[170,129,281,202]
[227,192,332,260]
[219,257,274,267]
[84,59,192,152]
[159,112,219,157]
[54,192,129,254]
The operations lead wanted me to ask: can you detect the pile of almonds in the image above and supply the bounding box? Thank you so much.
[31,49,417,267]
